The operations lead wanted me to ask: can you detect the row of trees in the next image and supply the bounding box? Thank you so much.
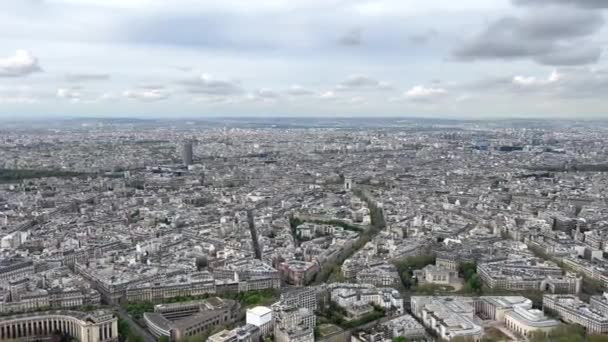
[529,324,608,342]
[117,318,145,342]
[123,302,154,321]
[0,168,90,183]
[528,244,603,299]
[353,189,386,230]
[123,289,279,317]
[316,300,385,330]
[393,254,436,290]
[306,191,387,284]
[459,261,482,294]
[393,256,482,294]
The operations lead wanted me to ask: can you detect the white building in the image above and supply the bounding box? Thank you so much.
[246,306,273,336]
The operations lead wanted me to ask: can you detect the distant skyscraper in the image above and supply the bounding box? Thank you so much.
[181,142,193,166]
[344,177,353,191]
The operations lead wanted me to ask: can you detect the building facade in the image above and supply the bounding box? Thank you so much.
[0,310,117,342]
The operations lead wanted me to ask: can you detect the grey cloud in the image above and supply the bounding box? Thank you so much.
[462,68,608,99]
[253,88,280,99]
[454,17,550,59]
[513,0,608,8]
[123,86,169,101]
[65,73,110,82]
[179,74,244,96]
[287,85,314,96]
[535,43,602,65]
[338,28,362,46]
[454,8,605,66]
[408,29,438,45]
[518,9,604,39]
[562,70,608,98]
[336,75,391,91]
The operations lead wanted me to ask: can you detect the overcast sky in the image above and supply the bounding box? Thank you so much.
[1,0,607,119]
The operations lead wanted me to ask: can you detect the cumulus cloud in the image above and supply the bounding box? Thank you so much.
[548,68,608,98]
[512,0,608,8]
[460,68,608,100]
[99,93,118,100]
[192,95,236,104]
[56,87,82,100]
[338,27,362,46]
[454,8,605,66]
[513,70,562,86]
[248,88,280,101]
[0,50,42,77]
[65,73,110,82]
[335,75,391,91]
[535,43,602,66]
[320,90,336,99]
[405,85,446,101]
[287,85,314,96]
[123,86,169,101]
[179,73,244,96]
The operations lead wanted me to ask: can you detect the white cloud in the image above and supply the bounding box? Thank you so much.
[192,95,236,104]
[99,92,118,100]
[57,87,81,99]
[320,90,336,99]
[255,88,280,99]
[0,50,42,77]
[247,88,280,102]
[287,85,314,96]
[123,87,169,101]
[180,73,244,96]
[513,69,563,86]
[405,85,447,101]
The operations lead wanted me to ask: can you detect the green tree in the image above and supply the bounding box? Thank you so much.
[459,262,477,281]
[452,337,476,342]
[467,274,482,292]
[126,333,144,342]
[117,318,130,338]
[534,324,586,342]
[529,330,548,342]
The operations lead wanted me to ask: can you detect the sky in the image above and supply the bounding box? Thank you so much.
[0,0,607,119]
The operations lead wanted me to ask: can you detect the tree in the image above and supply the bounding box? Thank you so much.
[117,318,130,339]
[158,336,170,342]
[126,333,144,342]
[532,324,586,342]
[452,337,476,342]
[529,331,548,342]
[467,274,482,292]
[195,255,208,271]
[459,262,477,281]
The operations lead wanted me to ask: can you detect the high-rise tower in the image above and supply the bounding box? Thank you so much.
[181,142,193,166]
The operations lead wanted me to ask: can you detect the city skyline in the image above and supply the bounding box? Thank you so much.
[1,0,608,119]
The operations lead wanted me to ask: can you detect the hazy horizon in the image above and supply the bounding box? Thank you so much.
[1,0,608,118]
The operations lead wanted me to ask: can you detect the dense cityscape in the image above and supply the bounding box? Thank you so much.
[1,118,608,341]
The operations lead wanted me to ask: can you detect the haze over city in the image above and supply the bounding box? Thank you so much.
[5,2,608,342]
[1,0,608,119]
